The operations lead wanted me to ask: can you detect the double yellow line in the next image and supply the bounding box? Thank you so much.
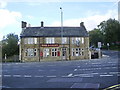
[104,84,120,90]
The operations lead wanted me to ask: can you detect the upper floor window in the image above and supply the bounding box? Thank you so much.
[46,38,54,44]
[24,38,37,44]
[72,37,80,44]
[62,37,67,44]
[72,37,84,44]
[81,37,84,44]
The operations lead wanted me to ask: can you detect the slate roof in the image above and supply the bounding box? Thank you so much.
[20,26,89,37]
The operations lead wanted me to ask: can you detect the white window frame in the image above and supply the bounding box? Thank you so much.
[25,48,37,57]
[72,48,75,56]
[24,38,37,44]
[43,48,49,57]
[46,38,55,44]
[81,37,84,44]
[81,48,84,56]
[62,37,67,44]
[75,48,81,56]
[51,48,57,57]
[72,38,75,44]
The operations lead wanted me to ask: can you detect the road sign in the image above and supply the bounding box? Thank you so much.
[98,42,101,48]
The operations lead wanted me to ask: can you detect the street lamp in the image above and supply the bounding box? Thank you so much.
[60,7,63,60]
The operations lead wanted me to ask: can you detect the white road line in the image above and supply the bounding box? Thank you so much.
[74,74,93,77]
[77,66,80,68]
[34,75,44,78]
[68,73,73,77]
[4,75,11,77]
[46,76,57,78]
[92,73,99,75]
[112,67,117,69]
[48,65,56,66]
[100,75,113,77]
[109,72,120,74]
[61,76,74,78]
[0,75,1,77]
[24,75,32,78]
[74,69,77,71]
[13,75,21,77]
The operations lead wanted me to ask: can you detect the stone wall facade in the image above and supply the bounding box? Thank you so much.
[20,37,89,62]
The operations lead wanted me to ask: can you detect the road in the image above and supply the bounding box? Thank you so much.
[1,50,120,89]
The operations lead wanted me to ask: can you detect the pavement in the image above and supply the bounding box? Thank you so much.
[1,50,120,89]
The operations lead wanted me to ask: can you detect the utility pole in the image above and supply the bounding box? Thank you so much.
[60,7,63,60]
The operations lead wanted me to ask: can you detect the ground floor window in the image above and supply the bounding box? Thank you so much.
[43,48,49,57]
[25,48,37,57]
[72,48,84,56]
[72,48,75,56]
[51,48,57,57]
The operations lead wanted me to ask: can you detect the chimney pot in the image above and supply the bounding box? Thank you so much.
[41,21,44,27]
[21,21,27,28]
[80,22,84,27]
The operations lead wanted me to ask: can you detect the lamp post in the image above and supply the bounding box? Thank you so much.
[60,7,63,60]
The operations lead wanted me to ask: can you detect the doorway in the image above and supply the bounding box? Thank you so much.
[62,48,67,60]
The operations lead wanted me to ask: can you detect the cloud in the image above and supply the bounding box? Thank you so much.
[0,9,22,28]
[0,9,22,40]
[50,9,118,31]
[0,0,117,2]
[0,1,7,8]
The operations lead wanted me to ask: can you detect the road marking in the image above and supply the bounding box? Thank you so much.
[4,75,11,77]
[74,74,93,77]
[92,73,99,75]
[13,75,21,77]
[48,65,56,66]
[61,75,74,78]
[77,66,80,68]
[102,55,109,57]
[74,69,77,71]
[46,76,57,78]
[100,75,113,77]
[24,75,32,78]
[0,75,1,77]
[34,75,44,78]
[112,67,117,69]
[109,72,120,74]
[68,73,73,77]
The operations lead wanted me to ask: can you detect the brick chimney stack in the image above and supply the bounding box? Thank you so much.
[21,21,27,28]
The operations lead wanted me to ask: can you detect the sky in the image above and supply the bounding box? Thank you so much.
[0,0,119,40]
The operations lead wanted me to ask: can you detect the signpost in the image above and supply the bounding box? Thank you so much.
[98,42,102,58]
[98,42,101,49]
[107,43,110,50]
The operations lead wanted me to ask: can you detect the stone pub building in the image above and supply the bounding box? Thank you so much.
[19,21,89,62]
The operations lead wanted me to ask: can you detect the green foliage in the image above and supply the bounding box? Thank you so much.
[98,18,120,44]
[89,28,104,47]
[2,33,19,58]
[89,18,120,50]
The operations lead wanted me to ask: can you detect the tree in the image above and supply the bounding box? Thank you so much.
[98,18,120,44]
[89,28,104,47]
[2,33,19,58]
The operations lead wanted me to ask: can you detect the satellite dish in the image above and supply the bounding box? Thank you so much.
[76,40,80,46]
